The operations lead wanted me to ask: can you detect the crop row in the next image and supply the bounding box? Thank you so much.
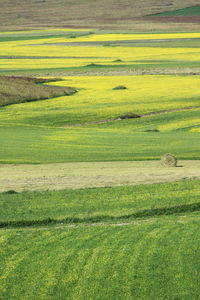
[1,213,200,299]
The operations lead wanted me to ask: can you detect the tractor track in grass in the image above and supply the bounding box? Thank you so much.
[63,105,200,128]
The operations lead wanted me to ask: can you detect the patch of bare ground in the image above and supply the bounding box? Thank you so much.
[1,160,200,192]
[31,68,200,78]
[0,76,76,107]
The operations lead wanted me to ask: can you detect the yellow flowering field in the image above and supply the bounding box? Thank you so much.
[60,32,200,42]
[190,127,200,133]
[0,58,110,70]
[158,115,200,132]
[1,75,200,127]
[1,35,200,64]
[0,58,155,70]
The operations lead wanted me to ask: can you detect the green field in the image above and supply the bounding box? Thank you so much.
[1,180,200,299]
[1,108,200,163]
[1,213,200,299]
[1,180,200,226]
[153,5,200,16]
[0,31,200,164]
[1,24,200,299]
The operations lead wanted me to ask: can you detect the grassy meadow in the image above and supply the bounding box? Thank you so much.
[1,180,200,299]
[1,23,200,299]
[1,213,200,299]
[1,179,200,225]
[152,5,200,16]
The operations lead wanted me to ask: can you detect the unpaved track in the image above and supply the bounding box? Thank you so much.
[1,160,200,192]
[63,105,200,128]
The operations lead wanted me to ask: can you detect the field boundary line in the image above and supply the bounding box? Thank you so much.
[2,212,200,232]
[2,201,200,230]
[63,105,200,127]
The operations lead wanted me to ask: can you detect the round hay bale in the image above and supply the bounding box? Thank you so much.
[161,154,177,167]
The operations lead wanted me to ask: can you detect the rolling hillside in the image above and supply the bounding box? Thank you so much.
[0,3,200,298]
[0,0,200,30]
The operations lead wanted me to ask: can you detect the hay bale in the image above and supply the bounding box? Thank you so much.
[161,154,177,167]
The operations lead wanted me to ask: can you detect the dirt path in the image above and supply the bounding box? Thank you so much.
[1,160,200,192]
[63,105,200,128]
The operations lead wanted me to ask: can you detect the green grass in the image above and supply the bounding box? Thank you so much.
[0,126,199,163]
[153,5,200,16]
[0,20,200,300]
[0,107,200,163]
[0,180,200,225]
[1,213,200,299]
[0,32,93,43]
[0,76,76,107]
[103,39,200,48]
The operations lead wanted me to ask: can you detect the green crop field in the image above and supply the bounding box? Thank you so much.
[0,179,200,226]
[153,5,200,16]
[1,211,200,299]
[0,6,200,298]
[0,121,200,164]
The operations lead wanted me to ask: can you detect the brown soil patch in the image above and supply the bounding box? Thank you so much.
[0,76,76,107]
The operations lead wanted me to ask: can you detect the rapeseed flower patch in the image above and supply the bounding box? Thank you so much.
[1,75,200,127]
[62,32,200,42]
[159,117,200,131]
[1,36,200,63]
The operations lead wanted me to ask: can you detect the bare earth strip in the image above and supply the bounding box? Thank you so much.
[1,160,200,192]
[31,68,200,78]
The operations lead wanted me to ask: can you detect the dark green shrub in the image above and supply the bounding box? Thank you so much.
[3,190,18,194]
[120,112,141,119]
[113,85,127,90]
